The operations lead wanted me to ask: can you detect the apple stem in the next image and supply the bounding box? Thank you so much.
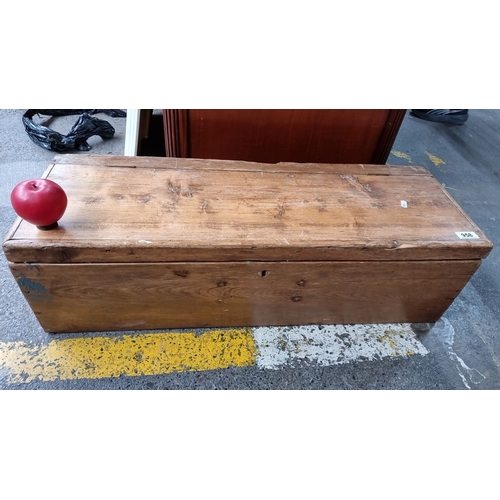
[36,222,59,231]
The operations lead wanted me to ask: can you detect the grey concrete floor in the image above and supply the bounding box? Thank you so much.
[1,109,499,390]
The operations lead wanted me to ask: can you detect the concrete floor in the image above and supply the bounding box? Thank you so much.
[1,109,499,390]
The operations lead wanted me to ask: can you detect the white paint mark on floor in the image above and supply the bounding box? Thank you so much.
[253,323,428,370]
[431,317,486,389]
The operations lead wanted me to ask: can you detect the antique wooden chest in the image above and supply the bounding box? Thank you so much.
[2,154,493,333]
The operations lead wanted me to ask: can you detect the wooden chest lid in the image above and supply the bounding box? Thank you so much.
[3,154,493,263]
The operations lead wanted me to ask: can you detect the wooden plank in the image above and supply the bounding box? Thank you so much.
[9,260,480,333]
[4,157,492,263]
[52,153,430,175]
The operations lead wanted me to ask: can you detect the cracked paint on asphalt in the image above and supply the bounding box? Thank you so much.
[253,324,428,369]
[390,150,413,163]
[0,329,257,383]
[0,324,429,384]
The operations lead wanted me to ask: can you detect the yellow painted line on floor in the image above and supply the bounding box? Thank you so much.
[0,324,430,385]
[0,329,257,384]
[390,149,413,163]
[425,151,446,167]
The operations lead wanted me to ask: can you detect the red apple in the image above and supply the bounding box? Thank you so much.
[11,178,68,230]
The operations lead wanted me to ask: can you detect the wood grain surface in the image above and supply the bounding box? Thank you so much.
[3,155,492,264]
[10,259,480,333]
[162,109,406,164]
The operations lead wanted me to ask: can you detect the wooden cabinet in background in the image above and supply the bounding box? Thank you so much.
[163,109,406,164]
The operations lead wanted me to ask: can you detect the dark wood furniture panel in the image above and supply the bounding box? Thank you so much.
[163,109,406,164]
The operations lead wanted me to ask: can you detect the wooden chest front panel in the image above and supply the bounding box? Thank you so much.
[10,259,480,333]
